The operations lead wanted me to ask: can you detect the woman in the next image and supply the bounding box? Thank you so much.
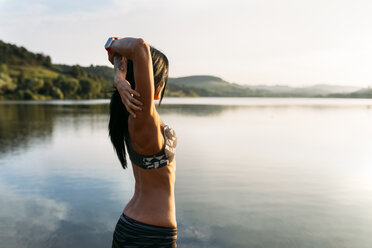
[106,37,177,248]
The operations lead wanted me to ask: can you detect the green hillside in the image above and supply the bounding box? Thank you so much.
[0,40,114,100]
[0,39,258,100]
[1,39,370,100]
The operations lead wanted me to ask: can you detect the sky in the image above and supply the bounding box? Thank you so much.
[0,0,372,87]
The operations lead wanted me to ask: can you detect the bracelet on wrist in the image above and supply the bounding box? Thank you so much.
[105,37,120,52]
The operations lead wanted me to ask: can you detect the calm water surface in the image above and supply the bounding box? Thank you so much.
[1,98,372,248]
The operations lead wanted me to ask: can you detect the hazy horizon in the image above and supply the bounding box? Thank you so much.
[1,0,372,88]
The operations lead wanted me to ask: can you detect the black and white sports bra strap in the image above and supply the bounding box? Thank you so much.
[125,123,177,169]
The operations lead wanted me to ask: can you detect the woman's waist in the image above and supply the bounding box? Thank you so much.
[118,213,177,234]
[133,172,176,193]
[128,191,175,210]
[123,199,177,228]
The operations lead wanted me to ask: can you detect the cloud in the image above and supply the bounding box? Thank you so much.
[0,180,68,248]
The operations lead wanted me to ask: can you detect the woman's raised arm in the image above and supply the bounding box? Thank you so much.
[113,55,142,118]
[109,37,163,155]
[110,38,156,116]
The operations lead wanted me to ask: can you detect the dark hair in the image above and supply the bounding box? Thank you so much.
[109,46,169,169]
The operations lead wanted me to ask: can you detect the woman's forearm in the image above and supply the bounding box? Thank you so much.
[113,56,126,87]
[114,56,125,74]
[110,37,153,110]
[111,37,146,60]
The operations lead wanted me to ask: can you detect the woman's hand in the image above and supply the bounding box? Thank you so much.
[108,50,115,65]
[113,56,143,118]
[115,77,143,118]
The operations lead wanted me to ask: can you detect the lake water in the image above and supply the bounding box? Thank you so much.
[1,97,372,248]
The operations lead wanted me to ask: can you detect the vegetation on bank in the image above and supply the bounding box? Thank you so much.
[326,89,372,98]
[1,40,371,100]
[0,40,114,100]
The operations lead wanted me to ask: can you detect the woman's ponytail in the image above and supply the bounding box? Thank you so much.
[109,60,135,169]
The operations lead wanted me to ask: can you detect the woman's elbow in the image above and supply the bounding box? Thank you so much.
[134,38,150,57]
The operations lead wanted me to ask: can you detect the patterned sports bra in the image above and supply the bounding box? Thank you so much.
[125,123,177,169]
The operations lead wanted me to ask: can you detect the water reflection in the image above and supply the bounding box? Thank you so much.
[0,180,68,248]
[0,104,54,155]
[0,104,109,155]
[4,100,368,156]
[0,103,236,156]
[0,177,126,247]
[1,99,372,248]
[158,104,238,116]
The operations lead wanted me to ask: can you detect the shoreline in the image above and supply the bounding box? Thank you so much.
[1,97,372,107]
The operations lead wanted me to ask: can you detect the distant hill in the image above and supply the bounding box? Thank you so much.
[167,77,365,98]
[246,84,362,97]
[166,75,259,97]
[327,87,372,98]
[0,39,370,100]
[304,84,361,94]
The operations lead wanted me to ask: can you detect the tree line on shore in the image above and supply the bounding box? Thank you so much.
[0,40,115,100]
[1,40,371,100]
